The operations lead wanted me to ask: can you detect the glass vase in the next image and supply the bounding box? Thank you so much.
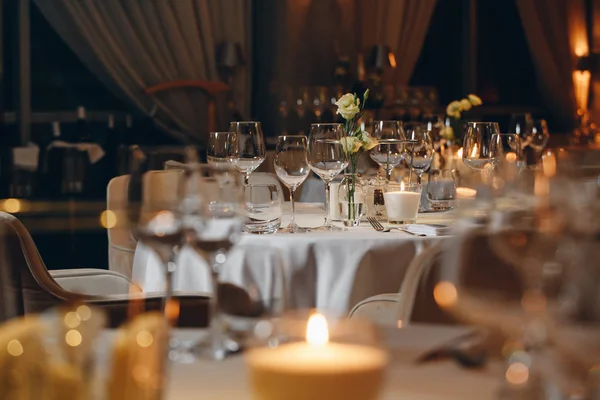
[337,173,365,227]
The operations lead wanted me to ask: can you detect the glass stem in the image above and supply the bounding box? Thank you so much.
[416,173,422,185]
[290,188,296,225]
[386,168,392,181]
[163,253,176,322]
[209,255,226,361]
[324,181,332,227]
[244,173,250,186]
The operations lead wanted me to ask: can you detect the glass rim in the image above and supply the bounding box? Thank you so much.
[230,121,261,125]
[466,121,500,125]
[209,131,236,135]
[310,123,343,127]
[277,134,307,138]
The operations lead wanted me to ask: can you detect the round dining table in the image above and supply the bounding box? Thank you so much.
[132,203,455,313]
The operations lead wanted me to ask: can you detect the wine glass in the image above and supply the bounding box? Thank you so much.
[274,135,310,233]
[525,119,550,159]
[207,132,238,168]
[307,123,348,231]
[462,122,501,179]
[181,161,244,360]
[509,113,533,137]
[490,133,526,174]
[369,120,407,180]
[127,146,186,320]
[230,121,266,185]
[406,127,434,184]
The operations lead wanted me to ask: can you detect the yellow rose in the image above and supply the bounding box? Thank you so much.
[446,101,462,119]
[335,93,361,120]
[340,136,361,153]
[361,132,378,150]
[460,98,472,111]
[468,94,482,106]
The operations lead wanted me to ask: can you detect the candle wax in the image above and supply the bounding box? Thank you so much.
[383,191,421,223]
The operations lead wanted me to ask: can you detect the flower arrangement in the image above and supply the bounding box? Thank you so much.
[334,89,378,174]
[441,94,483,141]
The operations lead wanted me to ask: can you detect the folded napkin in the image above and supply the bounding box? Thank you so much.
[48,140,105,164]
[12,144,40,171]
[406,224,452,236]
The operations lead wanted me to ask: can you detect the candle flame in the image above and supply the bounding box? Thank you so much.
[457,147,463,158]
[400,181,405,191]
[306,313,329,346]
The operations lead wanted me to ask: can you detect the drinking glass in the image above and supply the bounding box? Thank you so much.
[490,133,526,174]
[307,123,349,231]
[243,183,283,234]
[369,120,407,180]
[526,119,550,155]
[127,146,186,320]
[508,113,533,138]
[427,170,456,211]
[207,131,238,168]
[462,122,501,176]
[182,162,244,360]
[274,135,310,233]
[406,127,434,184]
[230,121,266,185]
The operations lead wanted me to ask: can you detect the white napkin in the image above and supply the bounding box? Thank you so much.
[12,144,40,171]
[406,224,452,236]
[47,141,105,164]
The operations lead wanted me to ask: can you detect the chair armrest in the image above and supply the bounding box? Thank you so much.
[87,293,210,328]
[50,269,141,296]
[348,293,400,326]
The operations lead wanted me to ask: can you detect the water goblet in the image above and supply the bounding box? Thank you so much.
[207,131,238,168]
[230,121,266,185]
[274,135,310,233]
[462,122,501,183]
[307,123,348,231]
[406,127,434,184]
[369,120,406,180]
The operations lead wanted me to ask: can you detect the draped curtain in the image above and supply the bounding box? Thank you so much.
[516,0,583,128]
[34,0,250,143]
[357,0,437,85]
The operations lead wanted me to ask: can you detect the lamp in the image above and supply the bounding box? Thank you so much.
[573,55,591,113]
[366,45,397,70]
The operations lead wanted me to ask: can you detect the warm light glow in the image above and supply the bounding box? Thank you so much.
[306,313,329,346]
[65,329,82,347]
[534,173,549,198]
[396,320,403,329]
[388,52,397,69]
[7,340,23,357]
[136,330,154,348]
[400,181,405,191]
[456,187,477,198]
[457,147,463,158]
[100,210,117,229]
[541,152,557,177]
[76,305,92,321]
[64,311,81,329]
[506,362,529,386]
[153,211,175,237]
[434,282,458,308]
[573,70,591,112]
[2,198,21,213]
[505,152,517,163]
[165,299,180,325]
[470,144,479,158]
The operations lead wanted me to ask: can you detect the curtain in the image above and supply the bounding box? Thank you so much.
[357,0,437,85]
[34,0,250,143]
[516,0,581,128]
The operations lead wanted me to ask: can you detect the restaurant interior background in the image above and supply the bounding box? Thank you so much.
[0,0,598,270]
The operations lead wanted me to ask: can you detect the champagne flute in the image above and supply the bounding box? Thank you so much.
[207,132,238,168]
[406,127,434,184]
[230,121,266,185]
[307,123,348,231]
[182,161,244,360]
[369,120,406,180]
[274,135,310,233]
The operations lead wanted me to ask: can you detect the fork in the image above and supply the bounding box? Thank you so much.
[366,217,426,236]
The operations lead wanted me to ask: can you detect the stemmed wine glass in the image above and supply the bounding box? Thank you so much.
[525,119,550,161]
[230,121,266,185]
[462,122,501,182]
[274,135,310,233]
[207,132,238,168]
[490,133,526,173]
[127,146,186,320]
[406,127,434,184]
[369,120,406,180]
[307,123,348,231]
[181,160,244,360]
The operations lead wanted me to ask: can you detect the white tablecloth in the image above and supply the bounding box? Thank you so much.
[132,204,455,313]
[162,324,502,400]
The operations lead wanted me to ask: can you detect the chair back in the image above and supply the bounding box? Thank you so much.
[0,212,73,322]
[107,175,136,277]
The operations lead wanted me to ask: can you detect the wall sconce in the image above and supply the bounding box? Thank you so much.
[573,55,591,113]
[367,45,397,70]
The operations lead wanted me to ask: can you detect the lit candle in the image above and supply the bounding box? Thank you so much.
[383,181,421,224]
[245,313,388,400]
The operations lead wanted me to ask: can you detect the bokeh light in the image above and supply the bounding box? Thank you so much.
[100,210,117,229]
[434,282,458,308]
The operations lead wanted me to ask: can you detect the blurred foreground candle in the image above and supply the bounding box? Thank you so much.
[383,181,422,224]
[245,313,388,400]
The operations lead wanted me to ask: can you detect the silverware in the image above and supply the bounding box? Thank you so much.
[366,217,426,236]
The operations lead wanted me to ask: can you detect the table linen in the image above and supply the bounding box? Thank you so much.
[132,203,455,313]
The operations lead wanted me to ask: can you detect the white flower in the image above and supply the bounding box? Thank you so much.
[468,94,482,106]
[340,136,361,154]
[361,132,378,150]
[440,126,454,140]
[446,101,462,119]
[460,98,472,111]
[335,93,361,120]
